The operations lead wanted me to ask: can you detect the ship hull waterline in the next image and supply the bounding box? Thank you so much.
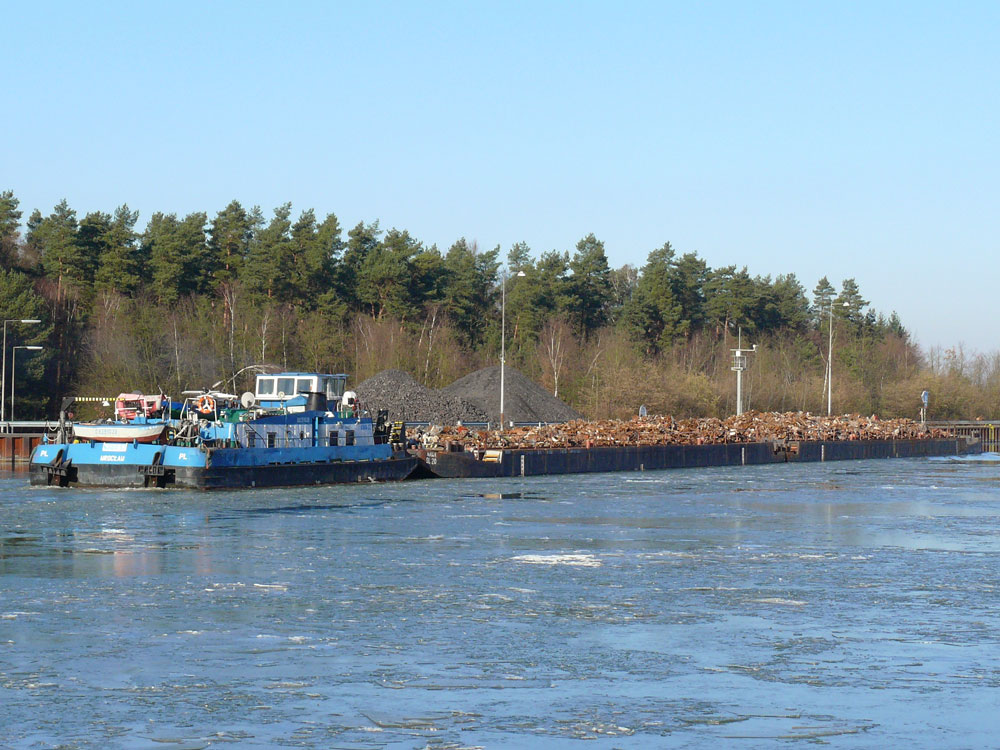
[30,450,426,490]
[30,437,979,489]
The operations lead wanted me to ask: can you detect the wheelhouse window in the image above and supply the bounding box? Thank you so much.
[276,377,295,396]
[296,377,314,394]
[257,378,275,396]
[324,376,347,402]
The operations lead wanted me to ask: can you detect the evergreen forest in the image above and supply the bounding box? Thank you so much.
[0,190,992,421]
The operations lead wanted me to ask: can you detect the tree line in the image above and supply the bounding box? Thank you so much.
[0,189,989,420]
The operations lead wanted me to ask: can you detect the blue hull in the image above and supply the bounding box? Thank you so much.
[30,441,422,489]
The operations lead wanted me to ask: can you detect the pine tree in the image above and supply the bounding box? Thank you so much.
[622,243,685,353]
[811,276,836,324]
[357,228,421,319]
[507,241,532,272]
[0,267,48,325]
[703,265,758,334]
[178,212,211,296]
[836,278,868,327]
[0,190,22,268]
[566,233,612,337]
[145,213,185,304]
[31,200,83,303]
[76,211,109,290]
[144,212,209,303]
[887,311,908,341]
[208,200,252,289]
[771,273,809,330]
[96,204,142,297]
[669,252,708,330]
[312,212,346,316]
[288,208,319,300]
[442,238,498,348]
[337,220,381,310]
[242,204,293,300]
[0,268,50,417]
[411,246,448,308]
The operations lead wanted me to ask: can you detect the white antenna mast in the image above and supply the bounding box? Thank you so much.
[730,326,756,416]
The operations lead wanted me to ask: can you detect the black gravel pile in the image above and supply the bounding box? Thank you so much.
[355,369,489,424]
[441,365,583,424]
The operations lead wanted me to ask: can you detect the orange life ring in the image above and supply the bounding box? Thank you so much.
[196,395,216,415]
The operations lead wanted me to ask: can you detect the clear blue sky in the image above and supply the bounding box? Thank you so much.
[6,1,999,352]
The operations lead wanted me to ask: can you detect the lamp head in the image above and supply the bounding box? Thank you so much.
[21,319,41,324]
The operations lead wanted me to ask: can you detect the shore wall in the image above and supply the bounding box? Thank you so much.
[418,437,979,479]
[0,434,43,466]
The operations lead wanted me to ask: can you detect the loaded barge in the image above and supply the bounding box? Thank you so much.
[29,372,980,488]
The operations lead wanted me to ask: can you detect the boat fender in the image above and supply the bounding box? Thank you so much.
[196,395,216,414]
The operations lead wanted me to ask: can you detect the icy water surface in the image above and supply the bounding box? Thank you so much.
[3,457,1000,748]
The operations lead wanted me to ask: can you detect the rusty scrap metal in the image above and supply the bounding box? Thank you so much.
[428,412,946,451]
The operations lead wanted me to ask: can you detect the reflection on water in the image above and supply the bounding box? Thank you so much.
[2,459,1000,747]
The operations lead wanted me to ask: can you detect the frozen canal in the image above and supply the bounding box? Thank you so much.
[3,456,1000,748]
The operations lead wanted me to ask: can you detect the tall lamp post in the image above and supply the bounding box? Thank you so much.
[826,301,849,416]
[2,319,41,422]
[11,346,43,422]
[499,268,526,428]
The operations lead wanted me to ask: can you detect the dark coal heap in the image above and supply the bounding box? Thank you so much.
[355,369,489,424]
[355,366,582,425]
[441,365,583,424]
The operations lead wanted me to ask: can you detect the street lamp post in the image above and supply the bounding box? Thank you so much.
[11,346,43,422]
[499,268,526,428]
[2,319,41,422]
[826,301,849,416]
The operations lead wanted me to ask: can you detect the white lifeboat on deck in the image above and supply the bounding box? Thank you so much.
[72,422,168,444]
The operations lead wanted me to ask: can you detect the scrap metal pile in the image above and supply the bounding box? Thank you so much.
[424,411,946,450]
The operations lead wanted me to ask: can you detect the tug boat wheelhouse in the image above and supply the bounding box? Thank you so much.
[30,372,420,489]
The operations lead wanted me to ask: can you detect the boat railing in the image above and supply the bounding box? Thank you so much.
[235,419,367,450]
[0,421,51,435]
[239,422,315,449]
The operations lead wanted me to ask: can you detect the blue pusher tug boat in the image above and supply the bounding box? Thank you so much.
[30,372,423,489]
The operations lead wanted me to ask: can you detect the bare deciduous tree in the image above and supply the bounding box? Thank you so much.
[538,317,574,398]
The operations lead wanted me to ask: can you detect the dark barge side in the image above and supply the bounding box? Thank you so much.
[413,437,981,479]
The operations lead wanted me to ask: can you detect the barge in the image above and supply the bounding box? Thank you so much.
[29,370,981,488]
